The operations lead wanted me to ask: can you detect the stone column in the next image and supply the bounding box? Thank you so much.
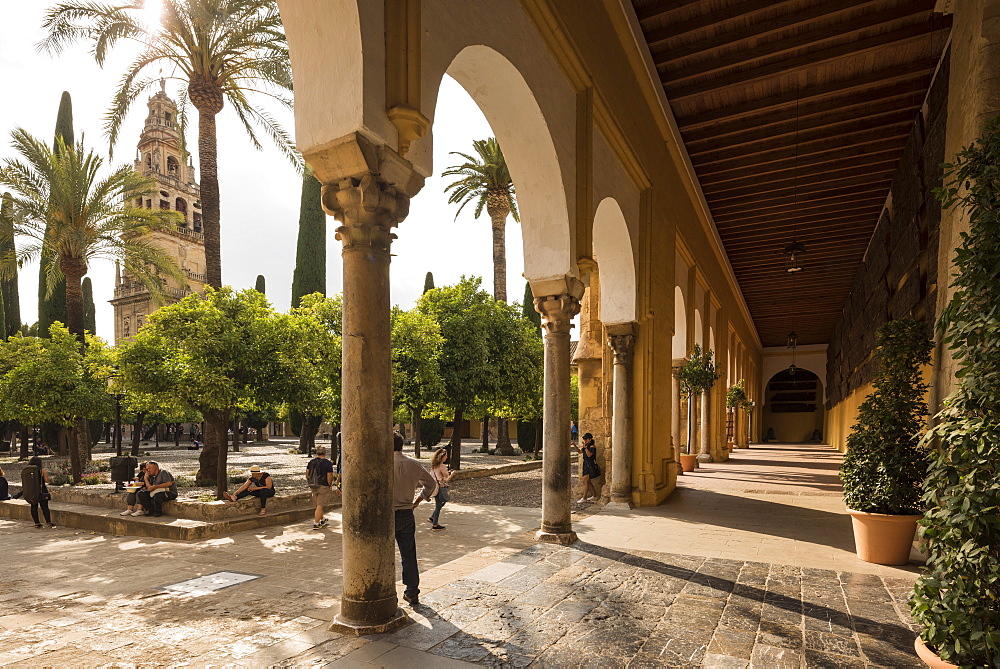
[533,276,584,545]
[606,323,636,508]
[671,360,684,473]
[312,135,424,636]
[697,389,713,463]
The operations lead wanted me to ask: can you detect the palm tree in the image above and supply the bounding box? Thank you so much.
[39,0,296,288]
[442,137,520,454]
[0,128,184,481]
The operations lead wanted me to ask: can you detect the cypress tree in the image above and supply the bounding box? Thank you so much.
[290,169,326,308]
[39,92,73,337]
[82,277,96,336]
[423,271,435,294]
[517,281,542,455]
[254,274,265,294]
[0,192,17,337]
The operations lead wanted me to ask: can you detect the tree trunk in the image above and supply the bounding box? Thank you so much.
[174,423,181,449]
[299,415,319,456]
[206,408,231,500]
[197,411,226,485]
[19,425,29,460]
[411,408,422,458]
[533,417,543,458]
[481,416,490,453]
[258,423,269,442]
[195,104,223,288]
[131,413,145,457]
[450,407,464,471]
[231,417,240,452]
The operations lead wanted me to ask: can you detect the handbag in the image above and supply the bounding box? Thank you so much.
[591,463,602,478]
[437,486,450,503]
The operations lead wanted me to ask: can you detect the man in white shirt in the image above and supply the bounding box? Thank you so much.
[392,432,436,606]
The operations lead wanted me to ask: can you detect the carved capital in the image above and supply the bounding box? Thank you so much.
[606,322,637,366]
[324,174,410,252]
[534,293,582,335]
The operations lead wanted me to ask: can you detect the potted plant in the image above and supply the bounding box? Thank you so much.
[909,119,1000,668]
[678,344,720,468]
[741,399,755,447]
[840,318,933,566]
[725,380,747,450]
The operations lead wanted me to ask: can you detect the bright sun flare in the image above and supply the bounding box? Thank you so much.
[139,0,163,32]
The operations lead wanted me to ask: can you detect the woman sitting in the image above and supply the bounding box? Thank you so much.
[121,462,148,516]
[0,466,22,501]
[223,465,275,515]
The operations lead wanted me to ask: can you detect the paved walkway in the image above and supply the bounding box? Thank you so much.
[0,442,923,667]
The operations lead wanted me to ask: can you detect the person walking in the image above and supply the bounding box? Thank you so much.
[575,432,600,503]
[224,465,275,515]
[306,446,334,529]
[393,432,436,606]
[428,448,453,530]
[22,456,55,528]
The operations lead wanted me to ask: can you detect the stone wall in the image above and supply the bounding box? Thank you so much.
[826,50,949,407]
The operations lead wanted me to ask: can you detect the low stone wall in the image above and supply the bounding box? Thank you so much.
[48,487,318,521]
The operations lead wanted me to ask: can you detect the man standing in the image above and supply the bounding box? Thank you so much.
[307,446,335,529]
[136,462,177,517]
[393,432,436,606]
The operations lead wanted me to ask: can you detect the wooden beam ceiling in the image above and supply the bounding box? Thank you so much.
[630,0,950,347]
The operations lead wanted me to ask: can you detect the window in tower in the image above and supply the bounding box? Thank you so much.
[160,200,169,210]
[145,153,152,170]
[164,112,172,124]
[193,213,202,232]
[167,156,179,175]
[135,198,143,208]
[175,198,188,227]
[146,199,152,209]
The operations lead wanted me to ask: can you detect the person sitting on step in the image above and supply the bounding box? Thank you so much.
[0,466,22,501]
[224,465,275,515]
[135,461,177,517]
[120,462,148,516]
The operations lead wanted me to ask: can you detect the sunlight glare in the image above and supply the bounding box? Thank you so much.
[139,0,163,33]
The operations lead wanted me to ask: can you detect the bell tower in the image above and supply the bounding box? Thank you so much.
[110,81,207,342]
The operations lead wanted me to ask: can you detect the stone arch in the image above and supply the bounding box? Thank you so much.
[672,287,687,358]
[694,309,704,348]
[438,45,573,281]
[592,198,636,324]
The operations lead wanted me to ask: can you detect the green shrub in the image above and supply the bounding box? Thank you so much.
[49,472,71,486]
[910,118,1000,666]
[175,476,196,488]
[839,319,932,515]
[79,473,107,485]
[420,418,445,448]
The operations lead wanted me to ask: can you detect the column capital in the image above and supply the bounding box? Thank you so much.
[324,174,409,252]
[305,131,425,198]
[606,322,637,366]
[532,275,584,335]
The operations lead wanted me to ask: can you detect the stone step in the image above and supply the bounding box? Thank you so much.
[0,499,325,540]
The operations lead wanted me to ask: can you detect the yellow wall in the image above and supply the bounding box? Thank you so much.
[826,382,873,453]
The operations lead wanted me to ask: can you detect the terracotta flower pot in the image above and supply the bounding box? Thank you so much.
[914,636,958,668]
[846,508,921,565]
[679,454,698,472]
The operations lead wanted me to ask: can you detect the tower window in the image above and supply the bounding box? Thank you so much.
[146,199,152,209]
[167,156,179,175]
[135,198,143,208]
[164,112,172,123]
[160,200,169,210]
[193,213,202,232]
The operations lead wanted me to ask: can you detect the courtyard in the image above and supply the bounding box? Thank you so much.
[0,443,922,667]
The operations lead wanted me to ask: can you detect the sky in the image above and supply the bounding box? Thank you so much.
[0,4,527,340]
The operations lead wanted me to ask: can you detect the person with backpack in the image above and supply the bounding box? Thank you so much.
[21,456,55,528]
[306,446,334,529]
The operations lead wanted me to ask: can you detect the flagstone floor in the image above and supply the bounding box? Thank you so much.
[0,443,924,667]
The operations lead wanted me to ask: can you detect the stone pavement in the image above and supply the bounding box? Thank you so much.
[0,442,924,667]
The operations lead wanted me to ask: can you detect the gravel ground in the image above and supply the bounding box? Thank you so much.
[0,439,602,512]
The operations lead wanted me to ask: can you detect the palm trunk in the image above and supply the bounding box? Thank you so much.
[450,407,464,471]
[61,260,88,482]
[197,107,223,288]
[489,205,515,455]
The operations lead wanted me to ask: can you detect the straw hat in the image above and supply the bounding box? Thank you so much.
[249,465,261,473]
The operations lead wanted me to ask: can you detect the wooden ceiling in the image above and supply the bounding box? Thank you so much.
[630,0,951,347]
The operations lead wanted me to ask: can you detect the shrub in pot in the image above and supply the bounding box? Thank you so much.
[839,318,932,565]
[725,379,746,448]
[909,119,1000,667]
[678,344,720,464]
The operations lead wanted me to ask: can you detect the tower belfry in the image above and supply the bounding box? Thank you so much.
[110,85,206,342]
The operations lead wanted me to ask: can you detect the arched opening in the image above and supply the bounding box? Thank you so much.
[441,45,573,282]
[672,287,687,359]
[175,198,187,227]
[694,309,704,348]
[762,368,826,443]
[167,155,180,176]
[592,197,636,323]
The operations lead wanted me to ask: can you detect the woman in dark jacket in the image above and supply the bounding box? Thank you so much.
[574,433,600,503]
[24,456,55,528]
[0,466,22,501]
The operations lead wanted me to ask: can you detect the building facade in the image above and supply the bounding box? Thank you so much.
[110,82,206,343]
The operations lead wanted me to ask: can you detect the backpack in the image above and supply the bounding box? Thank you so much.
[20,465,40,503]
[306,459,324,490]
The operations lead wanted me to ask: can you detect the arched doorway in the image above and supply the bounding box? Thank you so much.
[762,368,826,443]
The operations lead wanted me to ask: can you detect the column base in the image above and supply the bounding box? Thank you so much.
[535,529,578,545]
[696,453,714,463]
[330,608,410,636]
[605,499,633,510]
